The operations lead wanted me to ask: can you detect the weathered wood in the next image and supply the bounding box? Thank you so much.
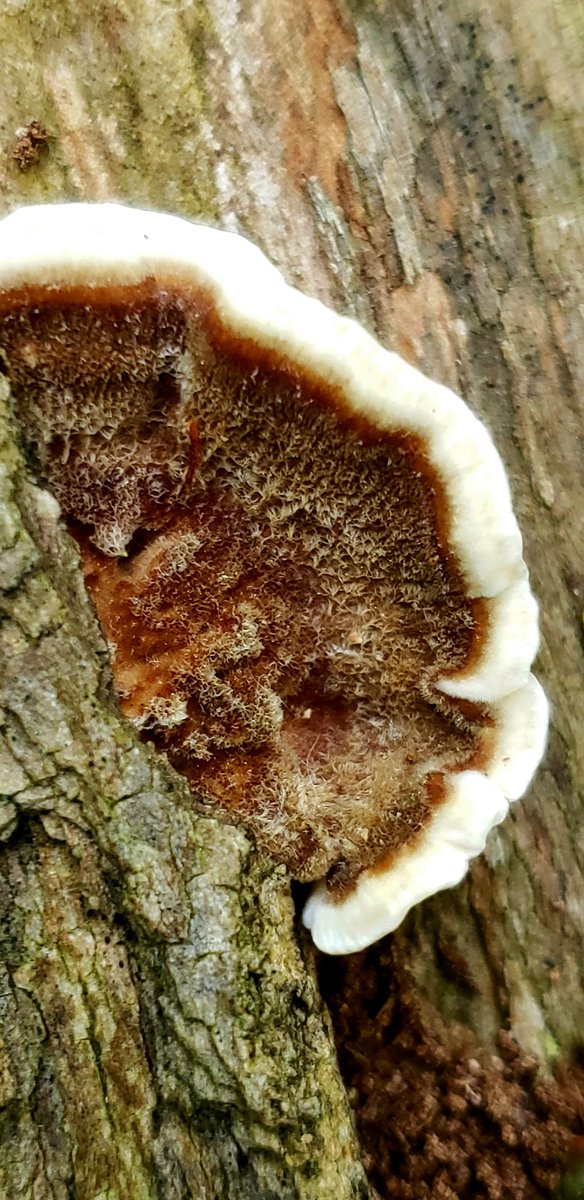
[0,0,583,1196]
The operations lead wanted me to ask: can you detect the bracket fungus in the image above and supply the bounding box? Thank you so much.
[0,203,548,954]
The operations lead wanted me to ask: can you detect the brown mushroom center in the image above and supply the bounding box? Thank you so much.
[0,283,489,886]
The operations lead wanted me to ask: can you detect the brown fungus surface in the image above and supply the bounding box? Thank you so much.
[0,281,489,887]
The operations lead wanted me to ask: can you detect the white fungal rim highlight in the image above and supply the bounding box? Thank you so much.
[486,675,550,802]
[304,676,549,954]
[437,579,540,703]
[303,770,510,955]
[0,202,549,953]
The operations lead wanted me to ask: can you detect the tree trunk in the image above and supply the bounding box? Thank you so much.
[0,1,583,1198]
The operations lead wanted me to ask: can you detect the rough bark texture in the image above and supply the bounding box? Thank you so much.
[0,1,583,1198]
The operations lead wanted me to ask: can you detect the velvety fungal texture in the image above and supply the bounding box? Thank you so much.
[0,283,487,887]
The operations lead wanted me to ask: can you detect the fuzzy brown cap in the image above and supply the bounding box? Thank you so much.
[0,204,548,952]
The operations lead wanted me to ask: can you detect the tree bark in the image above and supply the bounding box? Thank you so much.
[0,1,583,1198]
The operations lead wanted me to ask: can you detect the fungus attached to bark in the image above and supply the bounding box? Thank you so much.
[0,203,548,953]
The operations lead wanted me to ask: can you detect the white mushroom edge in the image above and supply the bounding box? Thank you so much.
[0,203,549,954]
